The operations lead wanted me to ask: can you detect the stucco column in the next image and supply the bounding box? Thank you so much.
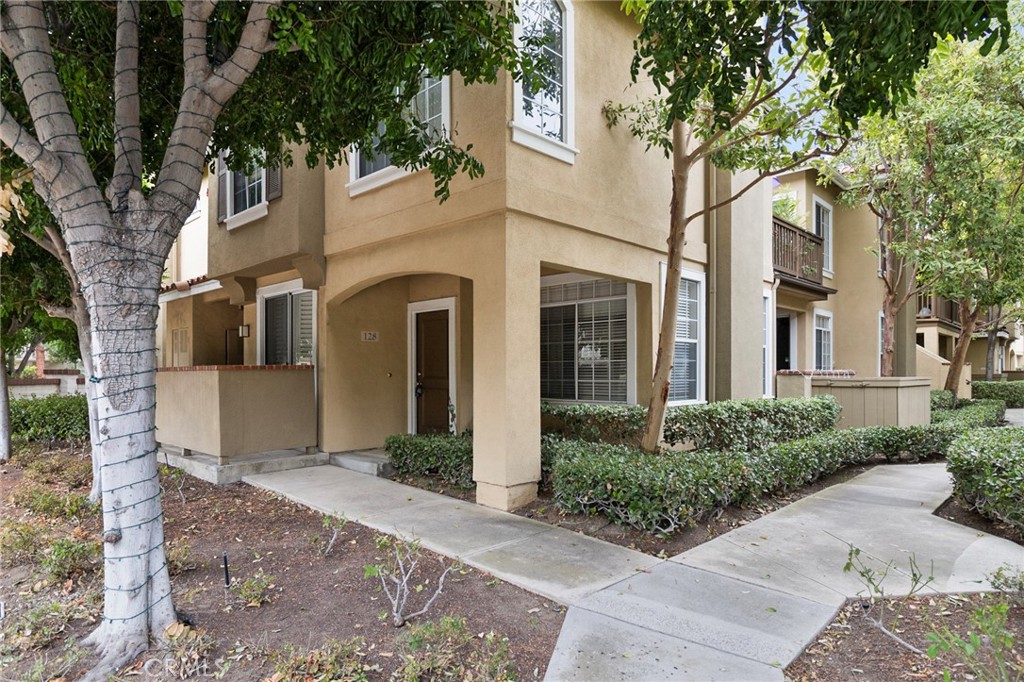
[471,249,540,511]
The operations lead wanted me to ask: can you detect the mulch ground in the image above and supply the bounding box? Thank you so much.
[1,444,563,681]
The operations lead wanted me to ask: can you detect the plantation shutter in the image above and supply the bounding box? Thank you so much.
[266,164,282,201]
[264,295,290,365]
[668,278,699,402]
[291,291,315,365]
[216,151,228,223]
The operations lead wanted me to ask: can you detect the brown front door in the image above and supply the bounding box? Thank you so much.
[416,309,449,434]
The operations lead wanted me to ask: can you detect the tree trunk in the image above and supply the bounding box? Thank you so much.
[78,242,176,680]
[0,331,10,463]
[943,301,982,400]
[880,290,900,377]
[984,304,1000,381]
[13,335,39,377]
[641,121,689,453]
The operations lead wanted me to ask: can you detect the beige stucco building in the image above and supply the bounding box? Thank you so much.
[156,1,919,510]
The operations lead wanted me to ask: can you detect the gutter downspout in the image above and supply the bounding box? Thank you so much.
[706,157,717,403]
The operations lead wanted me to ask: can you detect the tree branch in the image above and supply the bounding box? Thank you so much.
[182,0,217,86]
[206,0,279,104]
[40,302,75,321]
[110,0,143,202]
[0,104,62,183]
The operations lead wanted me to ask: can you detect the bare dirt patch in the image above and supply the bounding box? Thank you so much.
[1,444,563,681]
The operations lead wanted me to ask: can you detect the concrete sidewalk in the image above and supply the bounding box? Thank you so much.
[1006,407,1024,427]
[244,463,1024,682]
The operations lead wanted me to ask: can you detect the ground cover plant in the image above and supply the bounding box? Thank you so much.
[0,443,562,680]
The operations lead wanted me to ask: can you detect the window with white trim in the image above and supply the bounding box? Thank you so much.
[878,311,885,375]
[217,151,280,229]
[350,73,450,185]
[258,281,316,366]
[669,276,704,403]
[513,0,576,163]
[814,310,833,371]
[540,277,632,403]
[813,196,833,275]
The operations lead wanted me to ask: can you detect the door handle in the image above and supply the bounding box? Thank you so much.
[415,382,424,398]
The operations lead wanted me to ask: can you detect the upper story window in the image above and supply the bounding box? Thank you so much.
[512,0,577,164]
[813,196,833,275]
[349,74,450,195]
[216,151,281,230]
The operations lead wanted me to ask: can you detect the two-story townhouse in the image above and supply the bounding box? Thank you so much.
[155,1,910,511]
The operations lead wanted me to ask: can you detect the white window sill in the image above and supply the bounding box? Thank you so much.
[347,166,410,197]
[509,122,578,165]
[823,269,835,279]
[225,202,268,231]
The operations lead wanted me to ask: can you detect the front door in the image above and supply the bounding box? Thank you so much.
[415,309,449,434]
[776,317,792,370]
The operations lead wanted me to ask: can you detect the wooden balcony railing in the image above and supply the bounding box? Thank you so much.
[917,293,959,327]
[773,217,824,286]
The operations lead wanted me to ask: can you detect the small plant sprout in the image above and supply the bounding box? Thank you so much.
[321,514,348,557]
[364,534,459,627]
[231,570,276,608]
[841,541,935,655]
[926,602,1023,682]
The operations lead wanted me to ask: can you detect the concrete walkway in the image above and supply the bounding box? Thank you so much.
[244,463,1024,682]
[1006,407,1024,426]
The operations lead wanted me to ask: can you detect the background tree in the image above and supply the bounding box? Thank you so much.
[1,2,531,678]
[834,21,1024,390]
[610,0,1009,452]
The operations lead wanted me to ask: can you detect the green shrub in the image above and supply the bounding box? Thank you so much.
[972,381,1024,408]
[385,433,473,488]
[947,428,1024,534]
[268,638,368,682]
[932,399,1006,427]
[550,440,748,532]
[395,616,515,682]
[662,396,842,451]
[541,395,841,451]
[9,484,95,519]
[931,390,955,411]
[40,538,100,580]
[9,394,89,443]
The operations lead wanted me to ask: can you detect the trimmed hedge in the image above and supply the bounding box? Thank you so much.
[541,396,841,451]
[384,433,473,489]
[9,394,89,443]
[662,396,841,451]
[931,390,955,411]
[931,399,1006,427]
[947,428,1024,534]
[550,399,1008,533]
[972,381,1024,408]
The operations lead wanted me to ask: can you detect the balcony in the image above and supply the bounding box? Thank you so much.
[773,217,835,299]
[916,292,960,328]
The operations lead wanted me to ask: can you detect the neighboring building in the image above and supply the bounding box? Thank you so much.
[155,1,908,510]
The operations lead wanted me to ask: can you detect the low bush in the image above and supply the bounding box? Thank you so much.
[385,433,473,489]
[663,396,842,451]
[268,638,368,682]
[550,400,1010,533]
[9,394,89,443]
[947,428,1024,534]
[9,484,95,519]
[972,381,1024,408]
[40,537,100,580]
[932,399,1006,427]
[541,395,841,451]
[0,519,52,566]
[395,616,515,682]
[24,453,93,490]
[931,390,955,411]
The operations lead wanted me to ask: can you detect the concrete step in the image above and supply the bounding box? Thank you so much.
[329,449,394,478]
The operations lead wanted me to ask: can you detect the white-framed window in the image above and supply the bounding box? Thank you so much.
[348,74,451,196]
[658,265,706,405]
[512,0,577,164]
[814,308,833,371]
[217,151,280,230]
[256,279,316,366]
[762,289,774,397]
[813,196,833,276]
[540,275,635,404]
